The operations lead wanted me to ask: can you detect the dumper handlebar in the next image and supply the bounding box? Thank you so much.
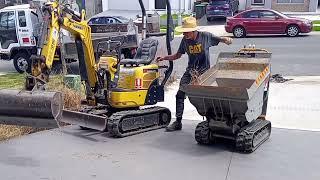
[238,48,270,53]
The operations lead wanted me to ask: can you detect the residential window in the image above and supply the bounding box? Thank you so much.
[252,0,265,5]
[277,0,304,3]
[155,0,166,9]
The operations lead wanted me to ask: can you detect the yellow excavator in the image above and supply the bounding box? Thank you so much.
[0,0,175,137]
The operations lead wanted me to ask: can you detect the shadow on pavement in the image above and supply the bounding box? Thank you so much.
[147,129,236,156]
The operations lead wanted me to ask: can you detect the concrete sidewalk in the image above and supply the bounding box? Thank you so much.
[0,121,319,180]
[198,24,229,36]
[285,14,320,21]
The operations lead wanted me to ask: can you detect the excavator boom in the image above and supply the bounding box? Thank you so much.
[0,1,98,128]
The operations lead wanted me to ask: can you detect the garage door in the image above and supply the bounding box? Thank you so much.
[108,0,149,11]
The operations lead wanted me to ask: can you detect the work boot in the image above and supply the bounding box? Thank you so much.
[166,118,182,132]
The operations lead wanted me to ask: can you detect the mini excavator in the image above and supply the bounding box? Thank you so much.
[0,0,175,137]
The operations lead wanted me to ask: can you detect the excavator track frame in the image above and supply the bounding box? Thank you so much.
[107,106,171,137]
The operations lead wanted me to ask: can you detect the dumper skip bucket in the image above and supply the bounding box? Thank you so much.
[185,48,271,123]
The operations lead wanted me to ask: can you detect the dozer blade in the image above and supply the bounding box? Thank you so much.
[0,89,62,128]
[60,109,107,131]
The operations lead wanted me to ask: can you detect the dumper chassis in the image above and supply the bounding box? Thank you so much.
[187,48,272,153]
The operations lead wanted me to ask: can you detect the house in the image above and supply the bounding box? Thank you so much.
[245,0,319,12]
[102,0,194,14]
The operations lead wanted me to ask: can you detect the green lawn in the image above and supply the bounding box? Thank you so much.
[160,14,191,21]
[0,73,24,89]
[0,73,64,89]
[313,20,320,31]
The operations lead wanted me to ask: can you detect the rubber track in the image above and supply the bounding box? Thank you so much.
[107,106,171,138]
[195,121,211,145]
[236,119,271,153]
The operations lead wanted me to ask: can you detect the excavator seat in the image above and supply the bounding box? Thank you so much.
[121,38,158,66]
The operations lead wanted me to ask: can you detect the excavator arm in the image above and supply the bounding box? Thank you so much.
[0,1,99,128]
[28,1,97,100]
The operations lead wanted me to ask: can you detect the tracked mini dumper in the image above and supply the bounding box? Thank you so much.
[185,48,272,152]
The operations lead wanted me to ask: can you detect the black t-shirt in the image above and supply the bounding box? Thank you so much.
[178,31,222,73]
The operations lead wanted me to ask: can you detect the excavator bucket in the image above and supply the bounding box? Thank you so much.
[0,89,62,128]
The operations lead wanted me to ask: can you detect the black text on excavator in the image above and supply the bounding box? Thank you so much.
[0,0,175,137]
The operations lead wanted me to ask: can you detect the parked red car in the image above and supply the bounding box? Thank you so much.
[225,9,313,38]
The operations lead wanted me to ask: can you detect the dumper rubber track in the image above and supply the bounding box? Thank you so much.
[107,106,171,137]
[195,121,212,145]
[236,119,271,153]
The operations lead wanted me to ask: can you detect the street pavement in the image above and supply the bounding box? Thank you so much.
[165,31,320,77]
[1,28,320,77]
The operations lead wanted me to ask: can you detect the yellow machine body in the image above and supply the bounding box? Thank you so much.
[98,56,161,108]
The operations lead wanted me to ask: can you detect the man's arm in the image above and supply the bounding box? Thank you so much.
[208,32,233,46]
[220,37,233,45]
[157,38,185,62]
[156,53,182,62]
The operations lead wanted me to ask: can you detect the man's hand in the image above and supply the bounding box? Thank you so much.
[222,37,233,45]
[156,53,182,62]
[156,57,165,62]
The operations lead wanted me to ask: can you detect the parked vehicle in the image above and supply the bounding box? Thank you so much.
[0,4,61,73]
[225,9,313,38]
[0,4,38,73]
[88,15,130,25]
[206,0,239,21]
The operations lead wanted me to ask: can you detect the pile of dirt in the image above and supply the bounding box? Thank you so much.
[0,125,44,141]
[52,86,83,111]
[190,69,201,85]
[47,75,84,110]
[270,74,293,83]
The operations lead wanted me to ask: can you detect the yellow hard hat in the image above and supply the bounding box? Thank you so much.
[175,16,198,33]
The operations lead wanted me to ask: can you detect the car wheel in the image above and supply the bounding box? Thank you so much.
[286,25,300,37]
[233,26,246,38]
[207,17,212,22]
[13,52,31,73]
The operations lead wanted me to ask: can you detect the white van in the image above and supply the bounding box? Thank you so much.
[0,4,39,73]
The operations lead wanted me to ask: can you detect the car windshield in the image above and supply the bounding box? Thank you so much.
[115,16,129,23]
[210,0,228,5]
